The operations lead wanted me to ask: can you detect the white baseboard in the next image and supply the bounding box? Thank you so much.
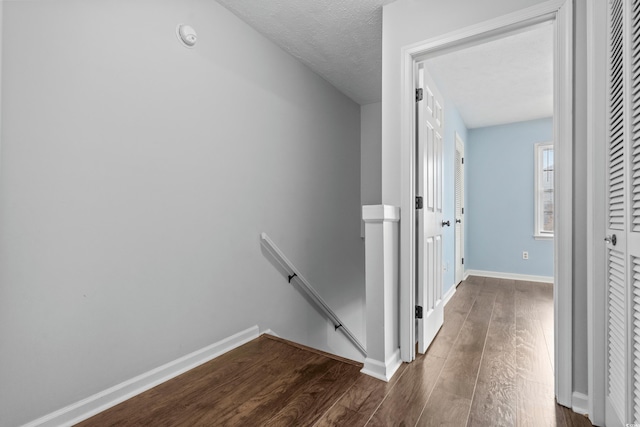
[361,348,402,382]
[22,326,260,427]
[260,328,279,337]
[572,391,589,416]
[465,269,553,283]
[443,285,456,306]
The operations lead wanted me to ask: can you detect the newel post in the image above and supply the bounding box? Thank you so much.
[361,205,402,382]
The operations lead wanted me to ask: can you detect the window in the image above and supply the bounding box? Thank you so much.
[535,142,554,238]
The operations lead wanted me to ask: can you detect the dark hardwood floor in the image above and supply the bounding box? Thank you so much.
[77,277,593,426]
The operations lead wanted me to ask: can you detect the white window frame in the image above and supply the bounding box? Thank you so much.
[534,142,554,239]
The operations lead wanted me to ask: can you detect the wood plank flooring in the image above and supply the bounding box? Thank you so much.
[77,277,593,426]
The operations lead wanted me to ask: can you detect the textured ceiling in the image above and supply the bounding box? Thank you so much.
[425,25,554,129]
[216,0,553,124]
[215,0,396,105]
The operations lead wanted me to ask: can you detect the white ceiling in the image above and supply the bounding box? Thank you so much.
[215,0,396,105]
[425,24,554,129]
[215,0,553,128]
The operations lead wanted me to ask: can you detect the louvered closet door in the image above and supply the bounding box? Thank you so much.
[606,0,640,424]
[630,0,640,421]
[454,138,464,286]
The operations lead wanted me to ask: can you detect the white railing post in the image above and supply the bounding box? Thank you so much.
[361,205,403,382]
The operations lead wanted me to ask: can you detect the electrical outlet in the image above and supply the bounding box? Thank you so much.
[523,251,529,260]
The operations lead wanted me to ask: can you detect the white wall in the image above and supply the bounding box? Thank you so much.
[361,102,382,235]
[0,0,364,425]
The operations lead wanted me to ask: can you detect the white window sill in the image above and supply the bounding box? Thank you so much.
[534,234,554,240]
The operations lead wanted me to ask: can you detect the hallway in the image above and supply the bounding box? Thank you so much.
[77,277,592,426]
[356,276,590,426]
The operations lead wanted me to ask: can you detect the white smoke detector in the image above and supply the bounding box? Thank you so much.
[176,24,197,48]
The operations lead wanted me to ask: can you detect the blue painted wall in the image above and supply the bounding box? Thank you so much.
[466,118,554,277]
[442,103,468,295]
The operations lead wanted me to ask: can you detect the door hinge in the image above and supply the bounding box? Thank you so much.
[416,88,424,102]
[415,305,423,319]
[462,207,464,214]
[462,158,464,164]
[416,196,423,209]
[462,257,464,265]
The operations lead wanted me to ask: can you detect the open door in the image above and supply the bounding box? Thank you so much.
[416,63,445,354]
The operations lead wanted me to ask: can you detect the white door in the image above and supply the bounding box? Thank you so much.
[454,134,465,286]
[604,0,640,424]
[416,63,445,354]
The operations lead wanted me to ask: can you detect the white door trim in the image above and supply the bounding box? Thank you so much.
[398,0,573,407]
[585,0,607,424]
[454,132,465,286]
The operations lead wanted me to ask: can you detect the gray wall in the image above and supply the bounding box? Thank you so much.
[0,0,364,425]
[361,102,382,235]
[361,102,382,207]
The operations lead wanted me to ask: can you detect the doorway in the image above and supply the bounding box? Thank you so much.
[398,0,573,407]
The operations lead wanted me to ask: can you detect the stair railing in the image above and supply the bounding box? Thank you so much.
[260,232,366,356]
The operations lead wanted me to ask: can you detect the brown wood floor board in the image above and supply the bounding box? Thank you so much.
[514,296,541,320]
[425,309,471,359]
[431,292,495,399]
[140,345,327,426]
[467,377,516,427]
[76,337,287,426]
[327,361,407,416]
[516,379,567,427]
[492,280,516,324]
[365,354,445,426]
[415,390,472,427]
[314,403,369,427]
[467,349,516,426]
[536,300,555,371]
[560,407,593,427]
[515,280,553,302]
[515,316,554,385]
[432,348,481,401]
[210,354,336,425]
[464,275,486,286]
[264,361,362,427]
[467,317,517,426]
[447,281,482,312]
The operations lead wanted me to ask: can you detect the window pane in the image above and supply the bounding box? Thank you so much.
[537,144,554,235]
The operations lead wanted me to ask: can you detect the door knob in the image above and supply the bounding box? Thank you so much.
[442,220,450,227]
[604,234,617,246]
[455,219,461,223]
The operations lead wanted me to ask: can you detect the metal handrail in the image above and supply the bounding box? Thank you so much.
[260,232,366,356]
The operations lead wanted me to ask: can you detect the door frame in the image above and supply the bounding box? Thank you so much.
[398,0,573,407]
[585,0,611,424]
[454,132,465,287]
